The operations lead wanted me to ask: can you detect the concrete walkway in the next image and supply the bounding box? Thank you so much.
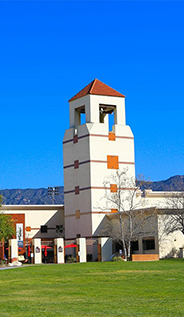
[0,266,22,270]
[0,264,33,271]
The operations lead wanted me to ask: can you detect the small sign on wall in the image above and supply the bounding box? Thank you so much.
[35,247,40,253]
[58,246,63,253]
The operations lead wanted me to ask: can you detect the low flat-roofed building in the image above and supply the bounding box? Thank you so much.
[0,205,64,260]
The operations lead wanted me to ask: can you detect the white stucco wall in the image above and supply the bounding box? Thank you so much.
[2,205,64,239]
[158,214,184,258]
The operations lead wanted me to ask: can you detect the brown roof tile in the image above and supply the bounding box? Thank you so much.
[69,79,125,102]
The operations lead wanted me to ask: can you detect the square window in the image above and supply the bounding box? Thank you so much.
[143,237,155,250]
[41,225,47,233]
[131,240,139,251]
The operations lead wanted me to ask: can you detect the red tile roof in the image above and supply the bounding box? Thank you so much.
[69,79,125,102]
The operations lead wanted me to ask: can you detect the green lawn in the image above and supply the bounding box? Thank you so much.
[1,259,184,317]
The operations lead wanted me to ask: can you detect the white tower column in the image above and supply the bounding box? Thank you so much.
[54,238,64,264]
[8,239,18,262]
[98,237,112,262]
[76,238,86,263]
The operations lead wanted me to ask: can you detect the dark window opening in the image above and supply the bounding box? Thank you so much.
[56,225,63,234]
[99,107,107,123]
[143,237,155,250]
[99,104,116,132]
[80,113,86,125]
[115,242,123,252]
[75,105,86,125]
[41,225,48,233]
[131,240,139,251]
[108,112,115,132]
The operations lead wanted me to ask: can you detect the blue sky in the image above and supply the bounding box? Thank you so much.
[0,0,183,189]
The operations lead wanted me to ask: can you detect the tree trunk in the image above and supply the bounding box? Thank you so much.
[122,238,127,261]
[119,212,127,260]
[127,240,131,260]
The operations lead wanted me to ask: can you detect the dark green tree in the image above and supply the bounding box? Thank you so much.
[0,195,15,241]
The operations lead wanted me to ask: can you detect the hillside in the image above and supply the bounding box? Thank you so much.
[138,175,184,192]
[0,187,64,205]
[150,175,184,191]
[0,175,183,205]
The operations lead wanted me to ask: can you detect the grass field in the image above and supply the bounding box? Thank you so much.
[1,259,184,317]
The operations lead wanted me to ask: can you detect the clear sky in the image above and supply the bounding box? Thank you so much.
[0,0,183,189]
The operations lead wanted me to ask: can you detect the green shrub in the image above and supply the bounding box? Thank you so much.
[111,256,124,262]
[66,256,76,263]
[0,259,6,266]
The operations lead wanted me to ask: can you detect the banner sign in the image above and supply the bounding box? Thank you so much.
[16,223,23,248]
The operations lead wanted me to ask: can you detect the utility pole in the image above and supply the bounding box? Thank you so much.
[48,187,59,204]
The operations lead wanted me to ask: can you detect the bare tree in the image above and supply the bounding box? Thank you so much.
[99,169,157,260]
[164,191,184,235]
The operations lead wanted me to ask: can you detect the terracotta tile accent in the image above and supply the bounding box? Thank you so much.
[76,210,80,219]
[63,133,134,145]
[74,160,79,169]
[110,184,118,193]
[132,254,159,261]
[73,135,78,144]
[107,155,119,169]
[64,186,134,195]
[109,132,116,141]
[75,186,80,195]
[65,211,109,217]
[111,209,118,213]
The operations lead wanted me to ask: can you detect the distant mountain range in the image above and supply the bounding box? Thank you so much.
[0,187,64,205]
[147,175,184,192]
[0,175,183,205]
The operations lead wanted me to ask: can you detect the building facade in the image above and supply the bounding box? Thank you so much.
[0,205,64,261]
[1,79,183,261]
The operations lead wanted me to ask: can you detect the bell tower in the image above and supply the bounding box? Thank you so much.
[63,79,135,240]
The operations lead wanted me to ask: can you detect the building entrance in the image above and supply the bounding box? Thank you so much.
[41,239,54,263]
